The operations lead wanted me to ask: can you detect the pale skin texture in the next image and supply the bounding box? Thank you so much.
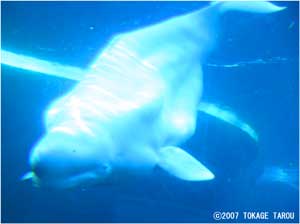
[28,1,285,188]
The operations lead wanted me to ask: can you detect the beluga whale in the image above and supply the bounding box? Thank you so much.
[2,1,286,188]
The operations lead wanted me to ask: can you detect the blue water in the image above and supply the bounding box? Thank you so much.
[1,1,299,223]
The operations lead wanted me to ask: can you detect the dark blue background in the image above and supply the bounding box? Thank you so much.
[1,1,299,223]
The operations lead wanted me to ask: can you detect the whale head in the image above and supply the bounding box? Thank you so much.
[29,130,114,188]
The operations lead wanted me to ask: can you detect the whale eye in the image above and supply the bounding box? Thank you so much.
[98,163,111,176]
[103,164,110,172]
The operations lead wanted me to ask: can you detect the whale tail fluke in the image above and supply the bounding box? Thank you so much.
[211,1,286,15]
[20,171,40,187]
[21,171,34,181]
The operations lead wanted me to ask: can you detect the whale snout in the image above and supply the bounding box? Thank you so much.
[31,148,79,184]
[29,132,112,188]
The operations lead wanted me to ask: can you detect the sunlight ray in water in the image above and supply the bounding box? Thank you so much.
[1,49,85,81]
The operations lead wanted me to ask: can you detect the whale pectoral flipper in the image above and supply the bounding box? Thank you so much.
[158,146,214,181]
[198,102,258,142]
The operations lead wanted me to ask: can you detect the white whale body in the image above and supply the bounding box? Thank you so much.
[3,1,285,188]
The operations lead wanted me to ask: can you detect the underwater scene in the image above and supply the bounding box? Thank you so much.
[1,1,299,223]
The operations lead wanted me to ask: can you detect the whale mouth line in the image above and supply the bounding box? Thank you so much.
[31,167,107,189]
